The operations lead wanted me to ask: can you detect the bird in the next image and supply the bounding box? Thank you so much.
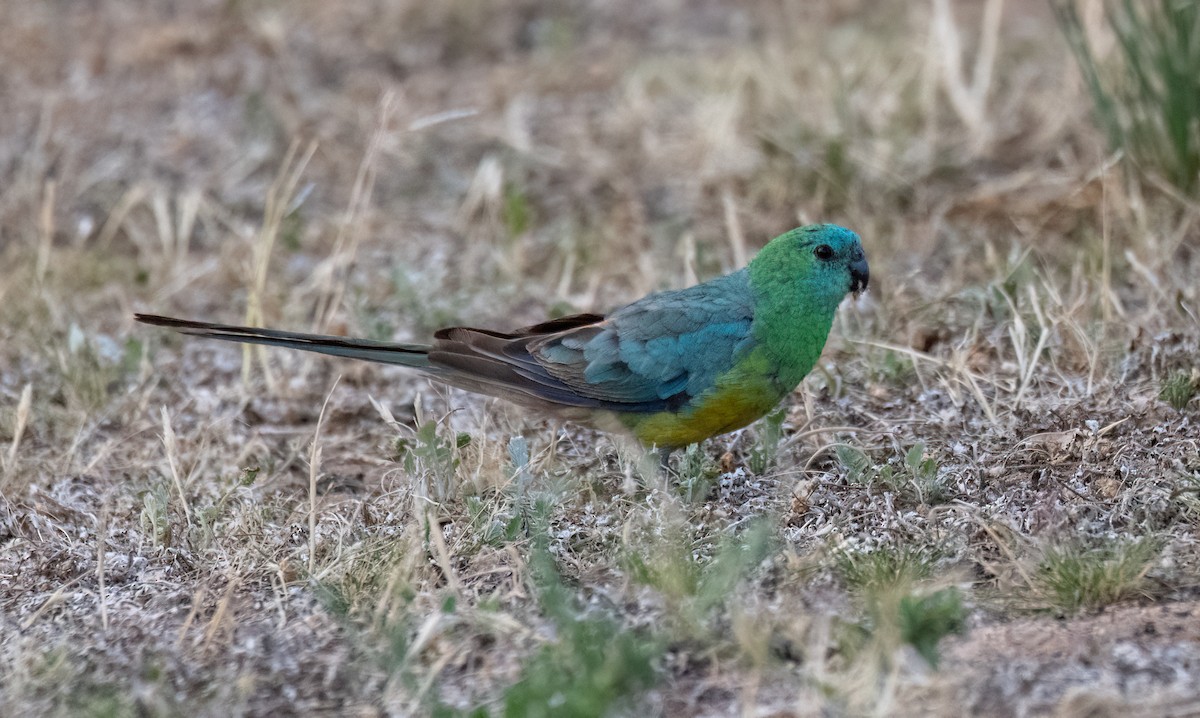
[137,224,868,463]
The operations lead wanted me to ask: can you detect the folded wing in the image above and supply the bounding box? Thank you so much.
[428,269,757,413]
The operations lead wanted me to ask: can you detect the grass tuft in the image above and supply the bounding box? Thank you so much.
[1057,0,1200,193]
[831,545,967,698]
[1159,368,1200,410]
[625,518,774,640]
[747,406,787,475]
[897,588,966,668]
[445,502,662,717]
[1033,538,1161,614]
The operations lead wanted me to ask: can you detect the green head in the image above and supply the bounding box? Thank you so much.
[748,224,869,311]
[744,224,867,388]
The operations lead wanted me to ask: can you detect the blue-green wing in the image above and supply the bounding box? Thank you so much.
[529,269,757,411]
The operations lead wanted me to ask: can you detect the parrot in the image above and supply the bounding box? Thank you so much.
[136,223,868,460]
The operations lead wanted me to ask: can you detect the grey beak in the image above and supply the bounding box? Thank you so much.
[849,257,869,294]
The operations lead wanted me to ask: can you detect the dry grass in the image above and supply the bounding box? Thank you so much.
[1,0,1198,715]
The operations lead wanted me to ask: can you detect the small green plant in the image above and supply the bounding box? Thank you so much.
[498,615,659,718]
[502,182,534,238]
[1159,369,1199,410]
[59,324,127,411]
[312,532,426,688]
[835,443,877,485]
[624,519,774,638]
[1033,538,1160,614]
[189,467,261,550]
[139,483,173,547]
[63,682,133,718]
[392,413,472,501]
[833,546,965,668]
[382,268,466,335]
[459,438,533,547]
[834,545,940,591]
[315,537,419,620]
[1172,466,1200,518]
[448,502,662,717]
[897,588,965,668]
[675,443,719,503]
[747,407,787,475]
[871,349,916,386]
[903,442,951,504]
[464,495,523,546]
[507,436,532,487]
[835,443,950,505]
[24,649,180,718]
[1056,0,1200,193]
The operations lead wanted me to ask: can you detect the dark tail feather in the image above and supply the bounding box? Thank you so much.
[134,314,433,368]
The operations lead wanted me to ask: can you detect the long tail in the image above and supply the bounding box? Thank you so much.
[134,314,434,368]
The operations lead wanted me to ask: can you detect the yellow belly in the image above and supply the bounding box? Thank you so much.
[623,366,783,448]
[630,395,778,447]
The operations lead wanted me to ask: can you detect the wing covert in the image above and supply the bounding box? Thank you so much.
[530,269,757,410]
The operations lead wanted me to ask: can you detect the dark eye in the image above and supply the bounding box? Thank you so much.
[813,244,834,260]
